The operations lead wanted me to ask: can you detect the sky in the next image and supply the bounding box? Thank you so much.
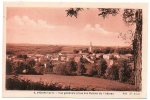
[6,7,135,46]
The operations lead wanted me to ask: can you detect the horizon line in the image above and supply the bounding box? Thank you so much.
[6,43,131,47]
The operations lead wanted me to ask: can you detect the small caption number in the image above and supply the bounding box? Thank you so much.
[123,92,140,95]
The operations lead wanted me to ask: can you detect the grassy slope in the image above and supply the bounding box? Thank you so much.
[7,74,137,91]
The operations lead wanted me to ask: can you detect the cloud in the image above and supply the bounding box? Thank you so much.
[7,16,114,36]
[7,15,55,32]
[83,24,114,35]
[6,16,125,46]
[6,15,80,44]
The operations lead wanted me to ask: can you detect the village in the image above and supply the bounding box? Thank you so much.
[6,42,134,84]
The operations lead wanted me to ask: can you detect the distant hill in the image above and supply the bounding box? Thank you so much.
[6,43,132,55]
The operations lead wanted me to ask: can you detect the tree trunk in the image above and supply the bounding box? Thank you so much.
[133,9,142,90]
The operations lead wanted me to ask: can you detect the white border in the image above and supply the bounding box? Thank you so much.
[1,0,150,100]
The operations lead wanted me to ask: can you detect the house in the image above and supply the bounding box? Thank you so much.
[61,56,67,61]
[79,49,83,54]
[95,54,102,58]
[44,63,47,68]
[46,54,52,59]
[83,55,94,64]
[74,56,80,62]
[34,54,44,58]
[103,54,111,60]
[51,57,59,61]
[27,54,34,58]
[113,54,121,59]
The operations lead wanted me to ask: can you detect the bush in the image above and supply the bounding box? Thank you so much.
[105,65,119,80]
[17,54,28,59]
[127,71,135,85]
[6,50,15,55]
[86,64,97,76]
[6,60,14,75]
[93,49,101,53]
[26,59,36,68]
[102,47,114,54]
[82,48,89,53]
[97,58,108,77]
[53,61,76,75]
[77,63,86,75]
[73,49,79,54]
[66,58,77,71]
[6,77,78,90]
[104,58,132,82]
[53,63,67,75]
[116,48,132,55]
[118,59,132,82]
[15,61,38,75]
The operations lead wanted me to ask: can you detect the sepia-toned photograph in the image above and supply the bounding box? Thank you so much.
[3,2,148,98]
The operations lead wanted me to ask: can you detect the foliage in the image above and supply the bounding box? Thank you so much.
[123,9,136,25]
[17,54,28,59]
[102,47,114,54]
[118,59,132,82]
[105,65,119,80]
[97,58,108,76]
[98,8,120,18]
[82,48,89,53]
[86,64,97,76]
[73,49,79,54]
[105,58,133,82]
[93,49,101,53]
[66,58,77,72]
[66,8,120,19]
[66,8,84,18]
[26,59,36,67]
[116,47,133,54]
[92,47,132,54]
[53,60,77,75]
[53,63,67,75]
[6,50,14,55]
[6,60,14,75]
[127,71,135,85]
[77,62,86,75]
[6,77,88,90]
[15,61,37,75]
[93,47,115,54]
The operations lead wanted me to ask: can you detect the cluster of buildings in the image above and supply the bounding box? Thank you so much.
[6,42,133,70]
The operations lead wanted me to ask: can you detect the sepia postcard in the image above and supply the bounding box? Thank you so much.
[3,2,148,98]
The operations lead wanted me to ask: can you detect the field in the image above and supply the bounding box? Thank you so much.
[6,43,132,55]
[6,74,137,91]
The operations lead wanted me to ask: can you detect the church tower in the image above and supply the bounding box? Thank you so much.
[89,41,93,53]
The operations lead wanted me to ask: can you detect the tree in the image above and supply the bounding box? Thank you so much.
[66,8,142,90]
[116,47,132,54]
[73,49,79,54]
[82,48,89,53]
[6,60,13,75]
[93,48,101,53]
[103,47,114,54]
[17,54,28,60]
